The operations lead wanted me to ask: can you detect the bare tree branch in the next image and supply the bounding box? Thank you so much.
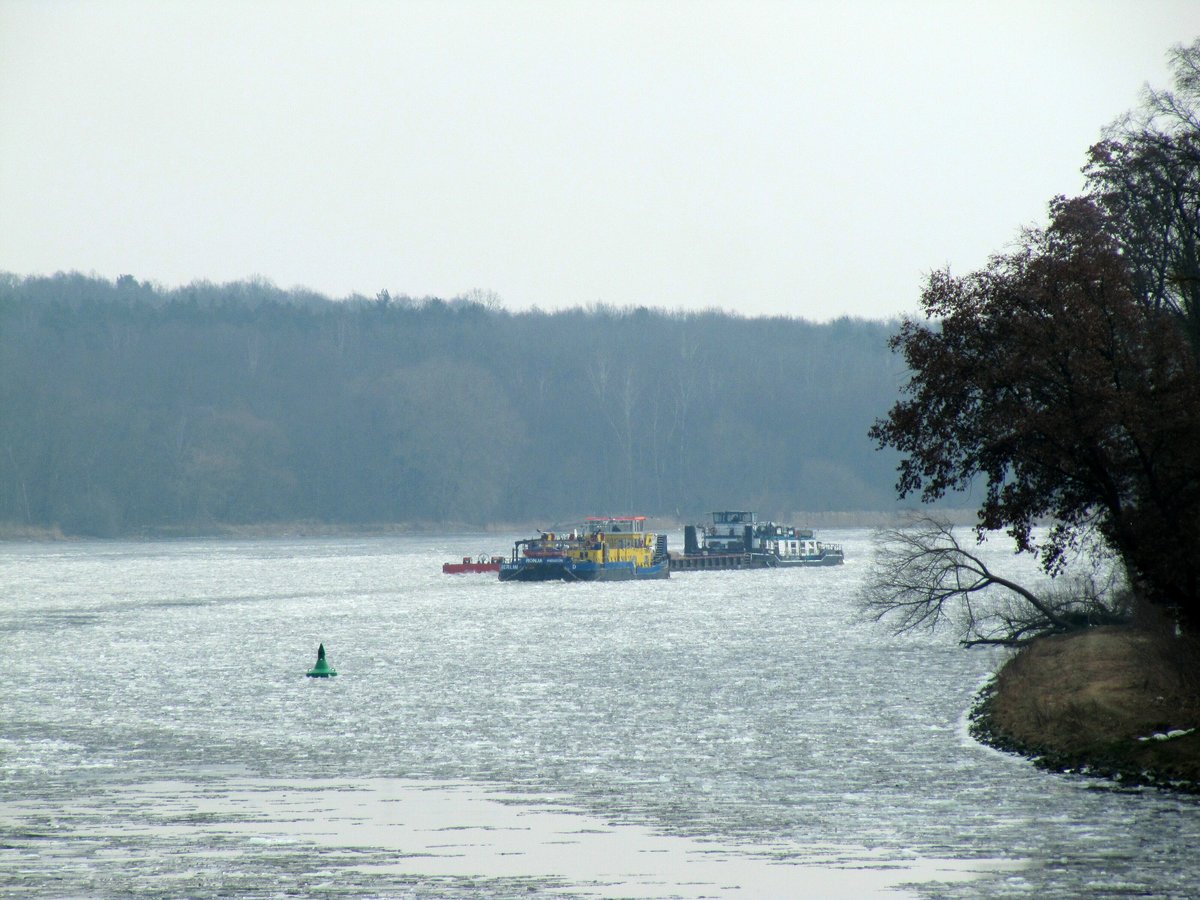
[859,513,1129,646]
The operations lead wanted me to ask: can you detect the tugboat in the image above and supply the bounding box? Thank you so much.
[442,555,505,574]
[499,516,670,581]
[670,511,843,571]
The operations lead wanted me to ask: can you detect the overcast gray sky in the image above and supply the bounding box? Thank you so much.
[1,1,1197,320]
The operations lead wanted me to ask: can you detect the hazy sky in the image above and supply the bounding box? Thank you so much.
[2,1,1197,320]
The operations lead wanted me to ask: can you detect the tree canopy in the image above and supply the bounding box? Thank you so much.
[871,40,1200,631]
[0,274,905,536]
[1084,38,1200,351]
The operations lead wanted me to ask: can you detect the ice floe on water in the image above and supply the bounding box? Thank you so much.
[0,777,1018,898]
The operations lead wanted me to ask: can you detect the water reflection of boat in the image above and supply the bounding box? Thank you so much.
[499,516,670,582]
[442,555,504,574]
[670,510,844,571]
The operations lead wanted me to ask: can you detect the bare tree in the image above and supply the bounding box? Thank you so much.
[860,515,1129,647]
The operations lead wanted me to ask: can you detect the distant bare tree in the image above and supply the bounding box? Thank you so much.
[860,515,1129,647]
[1085,38,1200,350]
[455,288,505,312]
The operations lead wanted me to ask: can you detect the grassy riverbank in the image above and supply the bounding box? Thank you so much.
[970,624,1200,791]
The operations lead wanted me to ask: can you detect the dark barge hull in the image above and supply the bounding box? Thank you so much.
[498,560,571,581]
[568,560,670,580]
[499,559,670,581]
[669,551,843,571]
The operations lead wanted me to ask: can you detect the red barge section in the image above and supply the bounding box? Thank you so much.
[442,556,504,574]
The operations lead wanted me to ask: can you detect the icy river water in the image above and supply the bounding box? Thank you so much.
[2,530,1198,898]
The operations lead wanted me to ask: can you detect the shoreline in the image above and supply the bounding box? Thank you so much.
[0,509,982,543]
[968,625,1200,793]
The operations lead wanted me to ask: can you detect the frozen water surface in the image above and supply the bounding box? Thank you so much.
[2,531,1198,897]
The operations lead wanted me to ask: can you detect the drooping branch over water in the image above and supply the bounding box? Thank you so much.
[860,514,1131,647]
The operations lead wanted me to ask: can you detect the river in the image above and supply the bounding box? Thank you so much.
[2,530,1197,897]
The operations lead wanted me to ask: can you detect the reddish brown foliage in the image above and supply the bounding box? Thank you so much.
[871,197,1200,627]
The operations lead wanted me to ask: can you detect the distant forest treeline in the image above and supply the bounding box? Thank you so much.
[0,272,908,536]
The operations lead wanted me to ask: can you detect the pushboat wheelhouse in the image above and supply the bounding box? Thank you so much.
[499,516,670,581]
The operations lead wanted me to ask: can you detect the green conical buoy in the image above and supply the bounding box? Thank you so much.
[306,643,337,678]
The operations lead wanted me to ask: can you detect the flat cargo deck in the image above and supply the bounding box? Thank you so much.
[668,553,762,571]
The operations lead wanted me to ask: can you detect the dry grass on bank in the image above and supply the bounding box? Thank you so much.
[974,623,1200,789]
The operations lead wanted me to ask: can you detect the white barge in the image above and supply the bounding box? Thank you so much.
[669,510,844,571]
